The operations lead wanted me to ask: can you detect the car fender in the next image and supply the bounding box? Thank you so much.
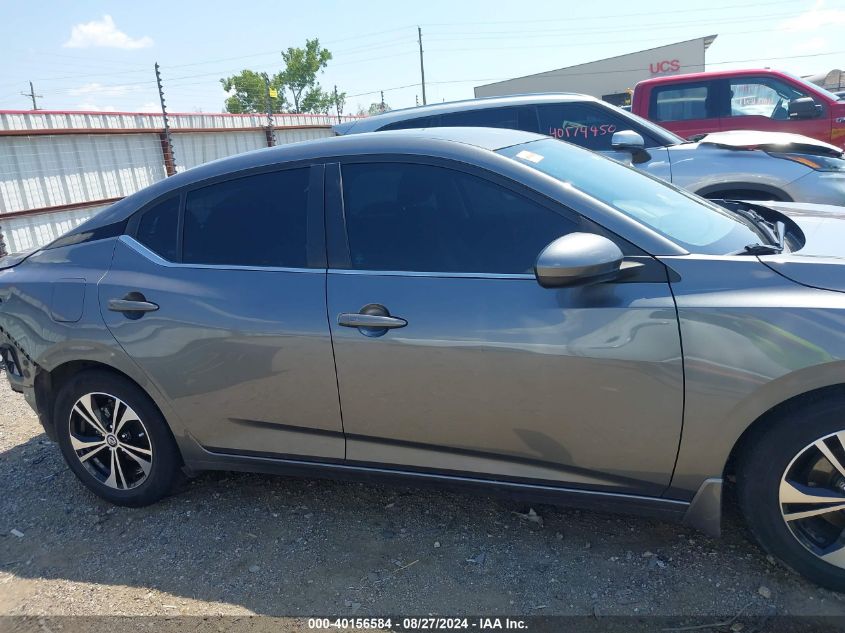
[666,144,809,196]
[0,239,191,446]
[662,255,845,498]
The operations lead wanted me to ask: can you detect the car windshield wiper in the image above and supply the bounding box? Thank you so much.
[724,205,781,247]
[732,243,784,256]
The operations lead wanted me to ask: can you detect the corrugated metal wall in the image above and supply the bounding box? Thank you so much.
[173,131,267,171]
[2,203,110,254]
[0,134,165,213]
[0,111,352,133]
[0,110,359,253]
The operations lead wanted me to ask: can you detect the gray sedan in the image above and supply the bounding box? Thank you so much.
[2,128,845,591]
[335,94,845,205]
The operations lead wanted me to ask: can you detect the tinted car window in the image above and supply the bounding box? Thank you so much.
[379,107,539,132]
[438,106,539,132]
[537,103,650,150]
[651,82,715,122]
[183,168,310,268]
[380,115,441,131]
[341,163,576,274]
[136,196,179,261]
[728,77,809,120]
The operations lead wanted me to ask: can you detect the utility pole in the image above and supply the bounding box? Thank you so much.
[380,91,385,113]
[21,81,42,110]
[333,84,341,124]
[154,63,176,176]
[263,74,276,147]
[417,26,427,105]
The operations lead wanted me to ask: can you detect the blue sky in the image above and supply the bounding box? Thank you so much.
[1,0,843,114]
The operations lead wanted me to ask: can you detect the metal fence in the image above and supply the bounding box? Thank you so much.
[0,109,357,254]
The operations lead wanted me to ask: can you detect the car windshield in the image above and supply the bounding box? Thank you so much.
[498,138,768,255]
[781,71,843,102]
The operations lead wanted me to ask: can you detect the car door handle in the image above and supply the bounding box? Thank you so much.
[108,297,159,313]
[337,313,407,329]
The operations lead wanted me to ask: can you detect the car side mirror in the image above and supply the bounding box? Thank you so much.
[788,97,821,119]
[534,233,624,288]
[611,130,652,164]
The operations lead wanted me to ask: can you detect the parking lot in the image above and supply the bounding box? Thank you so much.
[1,374,844,622]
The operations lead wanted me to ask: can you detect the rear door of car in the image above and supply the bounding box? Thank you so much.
[647,79,722,139]
[98,164,345,460]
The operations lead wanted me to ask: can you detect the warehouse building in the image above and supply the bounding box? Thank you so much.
[474,35,718,106]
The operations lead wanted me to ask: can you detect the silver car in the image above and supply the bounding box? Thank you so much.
[3,128,845,590]
[335,94,845,205]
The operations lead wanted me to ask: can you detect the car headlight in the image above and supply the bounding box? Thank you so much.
[768,152,845,172]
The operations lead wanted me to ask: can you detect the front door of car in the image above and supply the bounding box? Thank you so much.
[99,165,345,460]
[723,76,831,143]
[325,159,684,495]
[534,103,673,182]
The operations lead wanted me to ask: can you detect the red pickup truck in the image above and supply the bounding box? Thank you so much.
[631,69,845,149]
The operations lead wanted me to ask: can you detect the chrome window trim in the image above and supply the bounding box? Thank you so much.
[328,268,536,280]
[119,235,323,274]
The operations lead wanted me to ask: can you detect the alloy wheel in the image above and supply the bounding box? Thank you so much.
[68,392,153,490]
[780,430,845,569]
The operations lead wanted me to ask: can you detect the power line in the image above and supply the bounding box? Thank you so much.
[421,0,797,26]
[2,1,800,90]
[422,27,792,54]
[343,49,845,98]
[423,11,797,41]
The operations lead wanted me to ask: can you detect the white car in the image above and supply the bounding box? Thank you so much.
[335,94,845,205]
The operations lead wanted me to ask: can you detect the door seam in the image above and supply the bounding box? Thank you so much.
[663,277,687,496]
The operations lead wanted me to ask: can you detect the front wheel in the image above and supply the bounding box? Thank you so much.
[54,370,182,506]
[738,396,845,591]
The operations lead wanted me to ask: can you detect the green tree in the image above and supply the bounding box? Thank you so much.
[220,39,339,114]
[278,38,333,113]
[364,101,390,115]
[301,87,347,115]
[220,70,286,114]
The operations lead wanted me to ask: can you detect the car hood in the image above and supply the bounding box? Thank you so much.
[758,201,845,292]
[696,130,843,157]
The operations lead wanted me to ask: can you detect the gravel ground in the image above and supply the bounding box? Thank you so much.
[1,372,845,622]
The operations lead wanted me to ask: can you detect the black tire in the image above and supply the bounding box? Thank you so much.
[54,369,182,506]
[737,395,845,591]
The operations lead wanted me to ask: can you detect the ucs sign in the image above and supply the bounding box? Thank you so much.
[650,59,681,74]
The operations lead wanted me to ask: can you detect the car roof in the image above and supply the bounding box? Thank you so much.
[337,93,596,134]
[70,127,545,229]
[635,68,790,88]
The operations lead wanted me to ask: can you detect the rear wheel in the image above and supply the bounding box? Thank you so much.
[738,396,845,591]
[54,370,182,506]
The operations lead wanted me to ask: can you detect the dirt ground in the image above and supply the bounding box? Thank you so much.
[1,372,845,625]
